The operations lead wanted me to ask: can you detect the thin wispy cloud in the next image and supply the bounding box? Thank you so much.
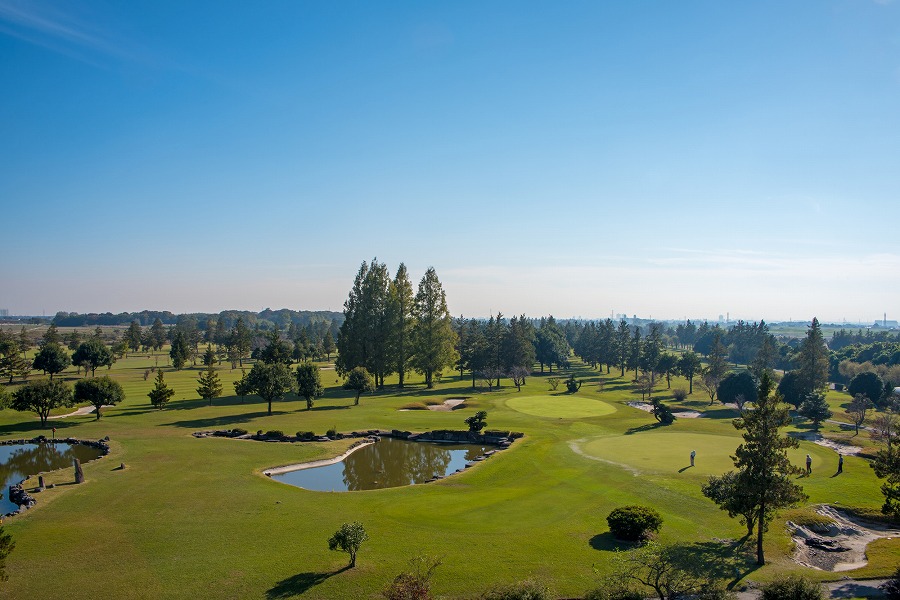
[0,0,136,65]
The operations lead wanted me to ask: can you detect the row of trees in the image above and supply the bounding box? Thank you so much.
[336,260,457,389]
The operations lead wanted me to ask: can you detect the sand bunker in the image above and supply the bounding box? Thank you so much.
[789,505,900,571]
[428,398,466,411]
[792,432,864,456]
[626,401,703,419]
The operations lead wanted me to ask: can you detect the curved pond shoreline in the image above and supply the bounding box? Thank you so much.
[193,427,523,485]
[263,438,376,476]
[1,435,111,517]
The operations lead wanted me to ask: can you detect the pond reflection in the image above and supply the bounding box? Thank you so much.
[273,437,487,492]
[0,443,103,513]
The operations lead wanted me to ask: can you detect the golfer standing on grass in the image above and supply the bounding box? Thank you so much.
[806,453,812,475]
[690,450,695,467]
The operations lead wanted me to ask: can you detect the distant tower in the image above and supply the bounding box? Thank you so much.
[886,313,888,327]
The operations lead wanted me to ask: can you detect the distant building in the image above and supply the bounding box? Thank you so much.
[873,320,899,328]
[0,309,8,317]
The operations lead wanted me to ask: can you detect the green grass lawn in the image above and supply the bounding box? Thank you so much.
[0,352,897,599]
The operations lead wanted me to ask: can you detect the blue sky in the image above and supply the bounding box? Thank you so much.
[1,0,898,323]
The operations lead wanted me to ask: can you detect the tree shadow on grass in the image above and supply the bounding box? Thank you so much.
[624,422,666,435]
[161,411,288,428]
[687,537,758,588]
[588,532,637,552]
[703,407,741,420]
[0,419,80,436]
[266,566,350,599]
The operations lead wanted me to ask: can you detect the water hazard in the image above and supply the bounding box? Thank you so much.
[272,437,488,491]
[0,443,104,513]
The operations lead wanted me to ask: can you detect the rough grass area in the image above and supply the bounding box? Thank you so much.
[0,349,896,598]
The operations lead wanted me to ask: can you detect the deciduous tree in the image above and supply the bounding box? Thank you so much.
[328,521,368,568]
[295,362,324,410]
[32,343,71,379]
[10,379,73,427]
[246,362,294,415]
[343,366,374,405]
[74,375,125,420]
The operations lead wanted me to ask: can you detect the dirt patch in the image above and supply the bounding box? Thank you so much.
[789,505,900,571]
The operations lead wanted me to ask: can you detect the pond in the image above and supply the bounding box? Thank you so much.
[0,443,104,514]
[271,437,488,492]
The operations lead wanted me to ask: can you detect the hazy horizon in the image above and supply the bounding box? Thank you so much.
[2,2,898,323]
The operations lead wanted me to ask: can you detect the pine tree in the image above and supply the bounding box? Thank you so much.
[196,364,223,406]
[169,330,190,370]
[148,370,175,410]
[388,263,415,388]
[411,268,458,389]
[796,317,830,395]
[704,373,807,565]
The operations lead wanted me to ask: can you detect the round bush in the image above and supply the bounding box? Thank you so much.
[760,575,822,600]
[606,506,663,541]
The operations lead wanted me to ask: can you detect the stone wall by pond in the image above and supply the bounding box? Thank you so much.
[2,436,111,518]
[193,427,523,449]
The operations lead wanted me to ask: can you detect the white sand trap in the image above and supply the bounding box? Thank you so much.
[793,431,864,456]
[790,505,900,571]
[428,398,467,411]
[625,401,703,418]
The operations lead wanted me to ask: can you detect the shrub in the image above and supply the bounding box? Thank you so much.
[230,428,248,437]
[296,431,316,441]
[465,411,488,433]
[881,566,900,600]
[606,506,663,541]
[760,575,823,600]
[671,388,688,402]
[382,554,442,600]
[565,375,582,393]
[326,426,338,438]
[481,578,552,600]
[583,583,643,600]
[547,377,560,391]
[264,430,284,439]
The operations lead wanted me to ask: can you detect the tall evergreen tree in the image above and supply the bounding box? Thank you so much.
[196,364,223,406]
[796,317,830,395]
[615,319,631,376]
[150,318,167,351]
[411,268,458,388]
[703,373,806,565]
[148,370,175,410]
[169,330,190,370]
[42,323,62,347]
[125,320,143,355]
[388,263,415,388]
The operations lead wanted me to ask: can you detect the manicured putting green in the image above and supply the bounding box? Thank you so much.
[506,394,616,418]
[578,432,741,474]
